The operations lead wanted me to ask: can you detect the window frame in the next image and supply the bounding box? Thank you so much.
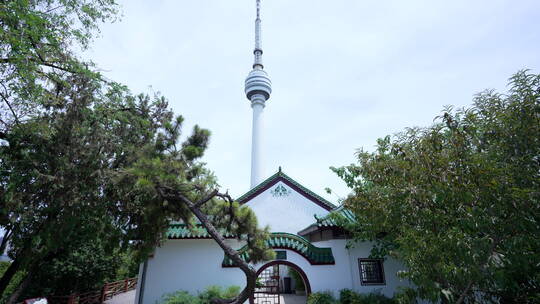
[275,250,287,260]
[358,258,386,286]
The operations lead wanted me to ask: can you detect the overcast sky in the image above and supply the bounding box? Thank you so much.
[85,0,540,201]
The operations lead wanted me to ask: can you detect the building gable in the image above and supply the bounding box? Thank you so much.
[237,169,336,211]
[238,169,336,234]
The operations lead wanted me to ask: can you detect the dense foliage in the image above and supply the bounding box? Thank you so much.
[307,290,396,304]
[161,286,241,304]
[0,262,24,304]
[332,71,540,303]
[18,234,139,299]
[0,71,208,300]
[0,0,118,130]
[307,291,338,304]
[339,289,396,304]
[289,268,305,291]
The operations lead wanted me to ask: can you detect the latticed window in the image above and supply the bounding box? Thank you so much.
[275,250,287,260]
[358,259,385,285]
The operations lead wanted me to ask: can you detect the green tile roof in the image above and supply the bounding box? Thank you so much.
[236,169,337,210]
[167,223,236,239]
[314,206,356,227]
[297,206,356,236]
[222,232,335,266]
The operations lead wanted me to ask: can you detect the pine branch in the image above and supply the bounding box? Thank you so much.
[193,189,218,209]
[156,185,257,304]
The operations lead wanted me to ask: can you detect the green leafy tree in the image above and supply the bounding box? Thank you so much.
[1,0,120,265]
[332,71,540,303]
[0,72,195,301]
[20,229,122,298]
[0,0,118,130]
[115,248,141,281]
[122,125,275,304]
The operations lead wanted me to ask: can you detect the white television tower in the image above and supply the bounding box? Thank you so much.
[245,0,272,188]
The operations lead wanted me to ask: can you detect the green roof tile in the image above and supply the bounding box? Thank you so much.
[297,205,356,236]
[166,223,236,239]
[315,206,356,227]
[222,232,335,266]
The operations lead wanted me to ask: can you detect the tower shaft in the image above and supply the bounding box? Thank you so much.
[245,0,272,188]
[250,96,265,188]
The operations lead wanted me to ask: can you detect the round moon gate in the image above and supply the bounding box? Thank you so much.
[251,261,311,304]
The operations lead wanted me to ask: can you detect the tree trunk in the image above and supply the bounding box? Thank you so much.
[6,270,33,304]
[188,205,257,304]
[0,258,22,296]
[455,280,473,304]
[158,187,258,304]
[186,202,257,304]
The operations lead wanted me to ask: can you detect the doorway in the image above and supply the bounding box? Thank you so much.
[251,261,310,304]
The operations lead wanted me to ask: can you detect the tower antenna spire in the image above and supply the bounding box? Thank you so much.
[245,0,272,188]
[253,0,263,68]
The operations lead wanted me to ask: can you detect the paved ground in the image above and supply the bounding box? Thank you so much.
[104,290,136,304]
[280,294,307,304]
[105,290,306,304]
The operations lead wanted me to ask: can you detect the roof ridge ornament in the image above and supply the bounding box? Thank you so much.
[271,184,291,197]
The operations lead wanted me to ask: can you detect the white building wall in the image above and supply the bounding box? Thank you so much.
[137,238,412,304]
[301,239,354,293]
[136,239,245,304]
[244,182,329,234]
[346,241,413,298]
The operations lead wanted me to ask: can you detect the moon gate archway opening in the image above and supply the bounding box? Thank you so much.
[250,260,311,304]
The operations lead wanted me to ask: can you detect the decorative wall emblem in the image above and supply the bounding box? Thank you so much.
[271,184,291,197]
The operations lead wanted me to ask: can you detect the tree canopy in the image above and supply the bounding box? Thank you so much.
[333,71,540,303]
[0,0,118,131]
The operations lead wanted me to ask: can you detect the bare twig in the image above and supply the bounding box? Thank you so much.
[0,92,20,126]
[216,190,234,203]
[0,58,77,74]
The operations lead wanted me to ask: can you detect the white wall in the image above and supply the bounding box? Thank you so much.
[345,241,413,298]
[137,239,414,304]
[137,239,245,304]
[245,181,329,234]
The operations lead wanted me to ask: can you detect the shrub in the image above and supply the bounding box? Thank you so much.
[198,285,240,303]
[307,291,337,304]
[339,289,355,304]
[161,291,201,304]
[339,289,397,304]
[289,269,305,291]
[161,286,241,304]
[221,286,240,299]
